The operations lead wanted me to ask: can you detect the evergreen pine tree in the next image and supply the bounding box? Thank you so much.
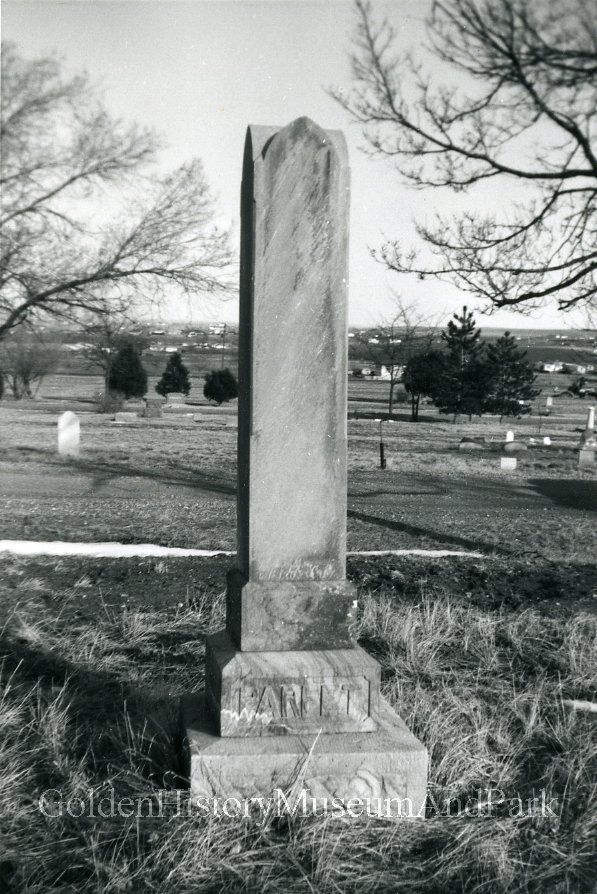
[156,352,191,397]
[108,341,147,399]
[203,368,238,405]
[403,350,445,421]
[484,332,539,420]
[431,306,488,421]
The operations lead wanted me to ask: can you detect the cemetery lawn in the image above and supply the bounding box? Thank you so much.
[1,403,596,564]
[1,552,596,893]
[1,395,596,891]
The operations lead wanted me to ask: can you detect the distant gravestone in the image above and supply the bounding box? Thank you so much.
[505,430,514,442]
[182,117,427,812]
[546,396,553,408]
[57,411,80,457]
[459,437,486,450]
[543,436,551,446]
[579,449,595,468]
[504,441,527,454]
[580,406,596,447]
[143,397,164,419]
[500,456,517,471]
[163,392,190,414]
[166,392,187,404]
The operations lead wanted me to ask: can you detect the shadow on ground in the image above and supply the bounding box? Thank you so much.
[0,630,187,784]
[347,509,504,554]
[529,478,597,512]
[75,457,236,497]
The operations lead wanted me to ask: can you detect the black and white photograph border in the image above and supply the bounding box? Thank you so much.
[1,1,596,892]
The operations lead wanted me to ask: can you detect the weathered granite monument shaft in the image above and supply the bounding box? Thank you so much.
[228,118,355,654]
[184,118,427,809]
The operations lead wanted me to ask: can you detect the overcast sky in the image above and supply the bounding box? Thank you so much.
[3,0,584,329]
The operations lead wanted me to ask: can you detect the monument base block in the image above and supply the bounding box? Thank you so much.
[181,694,428,818]
[206,630,380,736]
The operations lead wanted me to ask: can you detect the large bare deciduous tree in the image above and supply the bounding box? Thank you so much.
[332,0,596,313]
[0,43,233,340]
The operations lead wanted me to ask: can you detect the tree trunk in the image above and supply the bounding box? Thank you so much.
[388,381,395,417]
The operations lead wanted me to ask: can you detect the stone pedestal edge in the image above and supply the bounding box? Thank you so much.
[180,693,428,818]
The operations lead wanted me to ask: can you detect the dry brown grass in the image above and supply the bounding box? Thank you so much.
[1,557,595,893]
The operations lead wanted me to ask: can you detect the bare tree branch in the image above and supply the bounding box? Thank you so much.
[331,0,597,312]
[0,43,234,340]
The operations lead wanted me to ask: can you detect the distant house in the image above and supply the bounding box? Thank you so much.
[376,364,395,381]
[540,362,564,373]
[348,361,403,380]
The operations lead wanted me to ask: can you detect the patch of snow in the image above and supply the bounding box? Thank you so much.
[0,541,491,560]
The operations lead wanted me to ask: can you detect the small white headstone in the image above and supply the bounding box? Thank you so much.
[57,411,80,457]
[166,392,187,404]
[543,436,551,446]
[500,456,517,471]
[586,406,595,432]
[505,431,514,442]
[579,448,595,468]
[546,396,553,408]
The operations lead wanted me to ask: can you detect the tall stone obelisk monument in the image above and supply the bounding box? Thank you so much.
[183,118,427,812]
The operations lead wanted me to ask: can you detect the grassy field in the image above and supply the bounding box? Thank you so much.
[1,390,595,560]
[19,367,597,412]
[1,554,595,892]
[0,384,596,892]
